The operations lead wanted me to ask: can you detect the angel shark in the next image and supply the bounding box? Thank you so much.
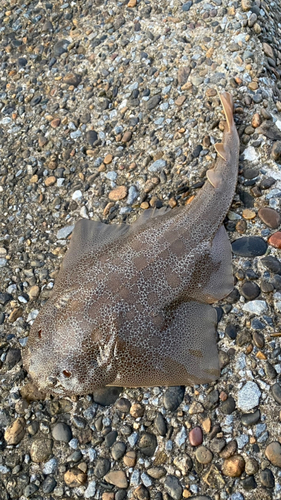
[23,92,239,396]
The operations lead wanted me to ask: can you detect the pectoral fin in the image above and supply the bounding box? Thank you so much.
[114,301,220,387]
[219,92,234,131]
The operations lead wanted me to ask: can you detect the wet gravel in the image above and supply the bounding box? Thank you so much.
[2,0,281,499]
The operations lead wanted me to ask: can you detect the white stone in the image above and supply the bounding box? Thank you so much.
[242,146,258,161]
[237,381,261,411]
[148,159,166,172]
[56,225,75,239]
[72,190,83,201]
[85,480,96,498]
[242,300,267,315]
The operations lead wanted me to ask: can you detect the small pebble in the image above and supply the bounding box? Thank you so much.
[189,426,203,446]
[258,207,281,229]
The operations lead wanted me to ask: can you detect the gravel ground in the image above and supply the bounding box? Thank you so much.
[1,0,281,499]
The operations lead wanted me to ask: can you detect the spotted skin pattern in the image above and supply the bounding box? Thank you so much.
[23,93,239,396]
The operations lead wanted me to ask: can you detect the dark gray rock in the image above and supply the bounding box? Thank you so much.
[225,324,237,340]
[260,468,275,488]
[240,281,260,300]
[154,412,167,436]
[138,432,157,457]
[104,430,118,447]
[271,383,281,404]
[0,293,13,305]
[242,475,257,490]
[94,458,110,478]
[93,387,123,406]
[146,95,161,110]
[115,398,131,413]
[265,361,277,380]
[232,236,267,257]
[261,256,281,274]
[220,396,236,415]
[241,409,260,426]
[163,386,185,411]
[86,130,98,146]
[5,348,21,369]
[164,474,183,500]
[42,476,57,494]
[53,39,70,56]
[111,441,126,460]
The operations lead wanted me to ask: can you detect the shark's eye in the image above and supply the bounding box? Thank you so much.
[38,329,42,339]
[62,370,72,378]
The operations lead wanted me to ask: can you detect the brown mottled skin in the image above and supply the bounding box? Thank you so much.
[23,93,239,397]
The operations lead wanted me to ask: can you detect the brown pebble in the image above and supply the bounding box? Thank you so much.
[50,118,61,128]
[220,391,228,402]
[147,467,166,479]
[222,454,245,477]
[122,131,132,142]
[104,470,128,488]
[38,136,48,147]
[248,82,258,91]
[256,350,266,360]
[63,73,81,87]
[102,493,115,500]
[268,231,281,248]
[258,207,281,229]
[195,445,213,464]
[28,285,40,301]
[251,113,261,128]
[104,154,113,164]
[220,440,237,459]
[9,308,23,323]
[265,442,281,467]
[128,0,137,6]
[175,95,186,106]
[64,468,87,487]
[30,174,38,184]
[236,219,247,233]
[130,403,145,418]
[253,331,265,349]
[169,198,177,208]
[134,485,150,500]
[242,209,256,220]
[123,450,137,467]
[45,176,56,187]
[202,418,212,433]
[189,426,203,446]
[141,202,150,209]
[4,418,26,445]
[108,186,127,201]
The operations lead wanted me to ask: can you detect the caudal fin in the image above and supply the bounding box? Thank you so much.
[219,92,234,131]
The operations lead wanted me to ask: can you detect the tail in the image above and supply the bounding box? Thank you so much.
[219,92,234,132]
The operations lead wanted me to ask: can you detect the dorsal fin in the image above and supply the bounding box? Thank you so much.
[219,92,234,131]
[214,142,228,161]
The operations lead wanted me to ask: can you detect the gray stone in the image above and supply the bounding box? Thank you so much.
[164,474,183,500]
[148,159,167,172]
[56,225,75,239]
[52,422,72,443]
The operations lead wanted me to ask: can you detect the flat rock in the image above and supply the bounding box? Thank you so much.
[258,207,281,228]
[232,236,267,256]
[238,382,261,412]
[104,470,128,488]
[108,186,127,201]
